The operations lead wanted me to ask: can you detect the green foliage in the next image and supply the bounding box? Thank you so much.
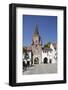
[23,47,29,60]
[23,47,27,53]
[24,53,29,60]
[44,42,51,48]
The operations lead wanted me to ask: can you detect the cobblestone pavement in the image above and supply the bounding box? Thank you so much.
[23,63,57,75]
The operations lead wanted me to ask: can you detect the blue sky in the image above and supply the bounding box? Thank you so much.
[23,15,57,47]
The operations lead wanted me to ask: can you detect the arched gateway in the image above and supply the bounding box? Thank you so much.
[43,57,48,64]
[34,57,39,64]
[31,24,42,65]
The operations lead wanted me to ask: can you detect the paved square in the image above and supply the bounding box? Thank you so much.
[23,63,57,75]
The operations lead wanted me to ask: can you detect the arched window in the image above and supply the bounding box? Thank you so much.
[49,59,52,63]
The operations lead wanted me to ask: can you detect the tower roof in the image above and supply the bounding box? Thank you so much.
[34,24,39,36]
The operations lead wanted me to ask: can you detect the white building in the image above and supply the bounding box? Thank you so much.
[42,43,57,64]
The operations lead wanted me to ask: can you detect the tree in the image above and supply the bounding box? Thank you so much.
[44,42,51,48]
[24,53,29,60]
[23,47,27,53]
[23,47,29,60]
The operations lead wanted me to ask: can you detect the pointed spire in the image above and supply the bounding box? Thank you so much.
[34,24,39,36]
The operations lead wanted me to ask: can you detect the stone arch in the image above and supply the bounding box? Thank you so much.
[43,57,48,64]
[34,57,39,64]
